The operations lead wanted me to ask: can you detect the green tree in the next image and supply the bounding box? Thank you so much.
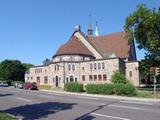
[111,70,129,84]
[22,63,34,71]
[0,59,26,82]
[124,4,160,61]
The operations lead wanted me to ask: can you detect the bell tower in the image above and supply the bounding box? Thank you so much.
[87,15,93,36]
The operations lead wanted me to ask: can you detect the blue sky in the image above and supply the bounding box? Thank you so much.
[0,0,159,65]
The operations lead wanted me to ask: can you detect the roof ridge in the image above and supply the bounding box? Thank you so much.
[88,31,125,38]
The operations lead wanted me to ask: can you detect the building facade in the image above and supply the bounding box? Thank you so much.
[25,25,139,87]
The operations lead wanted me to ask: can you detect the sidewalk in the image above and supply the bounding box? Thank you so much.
[40,89,160,103]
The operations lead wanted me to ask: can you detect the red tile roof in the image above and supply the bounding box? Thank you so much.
[87,32,130,58]
[54,36,94,57]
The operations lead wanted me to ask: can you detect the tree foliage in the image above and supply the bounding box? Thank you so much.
[124,4,160,61]
[0,59,34,82]
[111,70,129,84]
[22,63,34,70]
[0,60,25,81]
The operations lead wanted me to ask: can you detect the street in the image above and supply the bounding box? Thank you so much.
[0,87,160,120]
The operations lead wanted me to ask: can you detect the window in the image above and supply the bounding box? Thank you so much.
[94,75,97,81]
[54,65,56,71]
[75,78,77,82]
[82,75,85,81]
[70,76,74,82]
[72,64,75,71]
[94,63,97,70]
[98,75,102,81]
[102,62,105,69]
[68,64,71,71]
[57,65,59,71]
[98,63,101,70]
[89,75,92,81]
[60,57,62,61]
[82,67,84,71]
[103,74,107,81]
[66,77,69,83]
[70,56,75,61]
[90,63,93,70]
[44,76,48,83]
[129,71,132,77]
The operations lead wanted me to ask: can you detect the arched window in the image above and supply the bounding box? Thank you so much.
[70,76,74,82]
[102,62,105,69]
[72,64,75,71]
[90,63,93,70]
[54,65,56,71]
[57,65,59,71]
[68,64,71,71]
[98,62,101,70]
[129,71,132,77]
[94,63,97,70]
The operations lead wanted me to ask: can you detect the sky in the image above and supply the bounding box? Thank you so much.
[0,0,159,65]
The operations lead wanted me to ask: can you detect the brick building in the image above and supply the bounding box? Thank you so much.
[25,25,139,87]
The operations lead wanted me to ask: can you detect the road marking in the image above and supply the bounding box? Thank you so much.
[91,113,131,120]
[46,92,62,96]
[75,96,99,100]
[109,104,145,110]
[38,94,55,99]
[16,97,32,103]
[120,100,154,105]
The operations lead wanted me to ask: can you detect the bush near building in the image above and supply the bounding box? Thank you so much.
[86,71,137,96]
[85,84,114,95]
[114,83,137,96]
[65,82,83,93]
[111,70,129,84]
[85,83,136,96]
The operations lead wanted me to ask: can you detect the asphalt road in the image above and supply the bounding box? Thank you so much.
[0,87,160,120]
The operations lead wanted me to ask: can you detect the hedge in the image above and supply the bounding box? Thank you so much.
[65,82,83,93]
[86,84,114,95]
[114,83,137,96]
[86,83,137,96]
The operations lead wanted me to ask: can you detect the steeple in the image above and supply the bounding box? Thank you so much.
[95,21,99,36]
[87,15,93,36]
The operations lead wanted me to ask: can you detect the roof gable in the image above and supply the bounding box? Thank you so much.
[87,32,130,59]
[54,36,94,57]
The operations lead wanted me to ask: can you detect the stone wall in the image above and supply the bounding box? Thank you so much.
[125,61,139,86]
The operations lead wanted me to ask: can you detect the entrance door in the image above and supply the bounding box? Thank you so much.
[70,76,74,82]
[55,76,59,87]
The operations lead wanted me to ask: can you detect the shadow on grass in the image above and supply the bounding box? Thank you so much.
[4,102,76,120]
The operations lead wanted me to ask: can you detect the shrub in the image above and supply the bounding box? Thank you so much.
[86,84,114,95]
[65,82,83,93]
[111,70,129,84]
[114,83,137,96]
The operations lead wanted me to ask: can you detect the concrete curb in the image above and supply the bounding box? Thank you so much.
[40,89,160,103]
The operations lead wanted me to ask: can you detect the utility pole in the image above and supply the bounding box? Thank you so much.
[153,75,157,98]
[150,67,157,98]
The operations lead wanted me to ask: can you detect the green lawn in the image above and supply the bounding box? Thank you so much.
[136,90,160,98]
[0,113,17,120]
